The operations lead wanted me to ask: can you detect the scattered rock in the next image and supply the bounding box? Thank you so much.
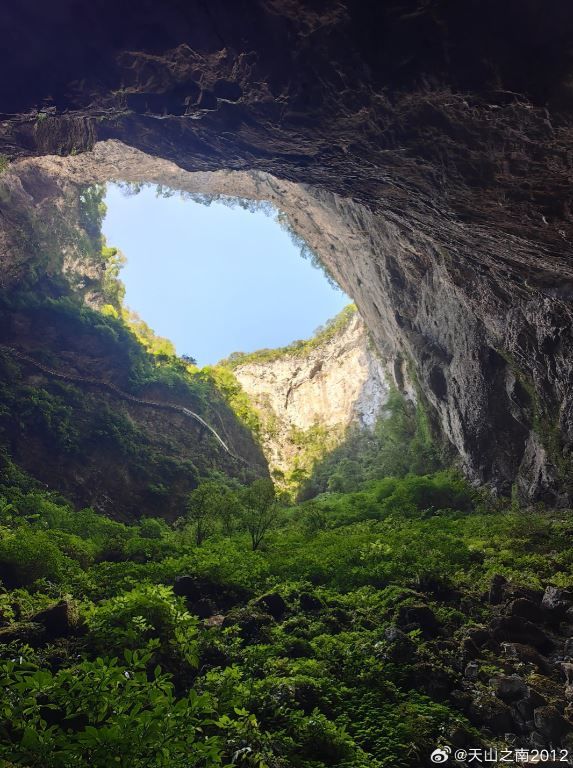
[533,705,568,742]
[490,674,529,702]
[0,621,45,646]
[464,660,480,681]
[255,593,287,620]
[30,600,74,639]
[396,604,439,638]
[490,616,553,652]
[204,614,225,628]
[299,593,323,612]
[560,661,573,685]
[501,642,552,674]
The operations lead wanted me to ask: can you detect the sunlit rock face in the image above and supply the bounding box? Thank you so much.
[231,311,389,481]
[1,0,573,502]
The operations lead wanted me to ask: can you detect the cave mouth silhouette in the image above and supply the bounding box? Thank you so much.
[101,179,349,367]
[4,137,363,362]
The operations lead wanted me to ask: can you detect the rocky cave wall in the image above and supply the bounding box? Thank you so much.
[231,309,390,482]
[1,0,573,501]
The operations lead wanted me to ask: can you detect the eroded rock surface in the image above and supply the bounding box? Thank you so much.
[230,309,389,482]
[1,1,573,500]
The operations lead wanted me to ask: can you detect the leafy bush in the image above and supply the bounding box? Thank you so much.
[0,645,223,768]
[85,585,199,665]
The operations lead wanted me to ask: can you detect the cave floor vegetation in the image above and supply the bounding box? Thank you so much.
[0,180,573,765]
[1,449,573,765]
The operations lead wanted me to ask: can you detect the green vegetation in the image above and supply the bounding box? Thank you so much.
[0,286,262,519]
[300,388,442,499]
[3,178,572,764]
[223,305,357,368]
[1,427,572,766]
[201,365,262,437]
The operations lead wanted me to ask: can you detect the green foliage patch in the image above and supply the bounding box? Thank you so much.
[0,452,571,766]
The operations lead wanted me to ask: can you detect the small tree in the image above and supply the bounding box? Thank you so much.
[240,479,278,551]
[186,482,225,546]
[218,488,243,537]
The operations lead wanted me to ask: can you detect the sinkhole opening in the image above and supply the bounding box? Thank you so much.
[101,182,349,367]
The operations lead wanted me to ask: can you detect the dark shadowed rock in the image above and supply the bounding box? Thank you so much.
[191,598,217,619]
[490,674,529,703]
[173,576,204,600]
[30,600,74,639]
[490,616,553,653]
[542,587,573,623]
[255,593,287,620]
[533,706,568,743]
[508,598,544,624]
[0,621,45,647]
[489,575,508,605]
[299,593,323,612]
[222,607,273,643]
[396,604,439,638]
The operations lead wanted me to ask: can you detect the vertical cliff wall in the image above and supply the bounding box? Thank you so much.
[1,1,573,501]
[227,307,389,486]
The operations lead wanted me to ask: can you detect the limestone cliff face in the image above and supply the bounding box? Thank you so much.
[1,1,573,502]
[229,309,389,484]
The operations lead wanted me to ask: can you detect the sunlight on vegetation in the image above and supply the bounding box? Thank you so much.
[2,182,572,766]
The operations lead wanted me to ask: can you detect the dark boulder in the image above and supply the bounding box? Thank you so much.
[255,593,287,620]
[489,674,529,703]
[0,621,45,647]
[533,705,568,743]
[191,598,217,619]
[542,587,573,623]
[173,576,205,600]
[490,616,553,653]
[507,598,544,624]
[299,592,323,612]
[489,575,508,605]
[222,607,273,643]
[396,604,439,638]
[30,600,74,639]
[461,625,500,660]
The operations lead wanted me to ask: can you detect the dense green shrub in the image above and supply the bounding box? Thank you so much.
[0,645,223,768]
[85,585,199,665]
[1,443,572,765]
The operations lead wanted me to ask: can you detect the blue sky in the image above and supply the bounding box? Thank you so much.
[102,184,349,366]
